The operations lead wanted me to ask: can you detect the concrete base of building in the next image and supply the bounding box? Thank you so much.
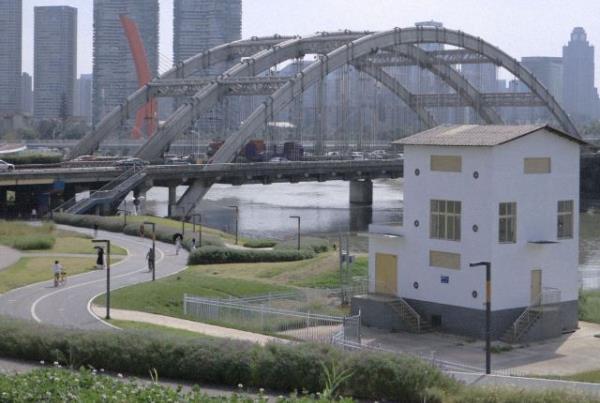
[351,295,578,341]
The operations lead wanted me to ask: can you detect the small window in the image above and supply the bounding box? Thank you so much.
[430,200,461,241]
[524,158,551,174]
[431,155,462,172]
[499,202,517,243]
[429,250,461,270]
[558,200,574,239]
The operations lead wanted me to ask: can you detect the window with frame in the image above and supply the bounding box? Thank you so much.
[499,202,517,243]
[430,200,461,241]
[557,200,574,239]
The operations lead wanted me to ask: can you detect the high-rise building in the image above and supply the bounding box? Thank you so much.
[521,57,563,102]
[173,0,242,64]
[75,74,93,125]
[173,0,242,136]
[93,0,159,125]
[562,27,598,123]
[20,72,32,115]
[0,0,22,115]
[34,6,77,120]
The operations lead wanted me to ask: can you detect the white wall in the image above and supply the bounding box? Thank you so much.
[369,129,580,312]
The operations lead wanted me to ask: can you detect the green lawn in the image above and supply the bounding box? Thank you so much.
[94,269,291,319]
[0,221,127,255]
[0,256,121,293]
[108,319,210,339]
[125,215,239,243]
[292,256,368,288]
[28,236,128,255]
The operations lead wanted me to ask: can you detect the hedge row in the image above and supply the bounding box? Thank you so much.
[0,317,456,402]
[188,246,315,265]
[1,152,62,165]
[53,213,224,249]
[274,237,330,254]
[242,239,278,248]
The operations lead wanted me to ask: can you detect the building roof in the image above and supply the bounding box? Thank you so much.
[394,125,587,147]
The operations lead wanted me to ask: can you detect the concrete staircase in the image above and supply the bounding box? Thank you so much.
[499,306,543,344]
[499,288,561,344]
[61,168,147,215]
[386,298,431,333]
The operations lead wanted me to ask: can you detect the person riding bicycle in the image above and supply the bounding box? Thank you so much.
[52,261,63,287]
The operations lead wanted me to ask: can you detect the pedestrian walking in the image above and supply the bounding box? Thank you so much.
[175,237,182,255]
[52,261,63,287]
[146,247,155,273]
[93,223,99,238]
[31,208,37,221]
[191,238,197,250]
[95,246,105,270]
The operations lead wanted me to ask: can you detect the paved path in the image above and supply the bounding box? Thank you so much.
[0,245,21,271]
[92,305,285,345]
[0,225,189,330]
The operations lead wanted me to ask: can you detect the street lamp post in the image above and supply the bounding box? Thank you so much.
[143,222,156,281]
[192,213,202,247]
[228,206,239,245]
[181,216,186,236]
[469,261,492,375]
[290,215,301,250]
[117,209,129,226]
[92,239,111,320]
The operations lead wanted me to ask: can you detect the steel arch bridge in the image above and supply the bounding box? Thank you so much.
[71,27,579,216]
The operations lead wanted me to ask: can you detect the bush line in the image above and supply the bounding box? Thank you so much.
[188,246,315,265]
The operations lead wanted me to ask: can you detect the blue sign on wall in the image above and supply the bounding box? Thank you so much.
[53,181,65,191]
[441,276,450,284]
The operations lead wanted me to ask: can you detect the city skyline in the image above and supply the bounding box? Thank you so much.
[17,0,600,87]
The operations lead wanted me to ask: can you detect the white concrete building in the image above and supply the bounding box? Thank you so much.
[355,125,584,342]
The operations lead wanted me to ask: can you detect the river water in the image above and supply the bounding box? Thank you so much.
[139,179,600,279]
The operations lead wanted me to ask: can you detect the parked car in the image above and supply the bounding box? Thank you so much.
[269,156,289,163]
[0,160,15,172]
[115,158,149,168]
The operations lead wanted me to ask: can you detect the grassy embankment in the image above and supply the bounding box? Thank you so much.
[0,221,126,293]
[94,245,367,324]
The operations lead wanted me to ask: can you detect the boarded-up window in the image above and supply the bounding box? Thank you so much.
[524,158,551,174]
[429,250,461,270]
[431,155,462,172]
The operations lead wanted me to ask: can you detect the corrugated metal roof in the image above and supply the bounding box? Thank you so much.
[394,125,586,147]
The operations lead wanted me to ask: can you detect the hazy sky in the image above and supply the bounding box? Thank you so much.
[22,0,600,85]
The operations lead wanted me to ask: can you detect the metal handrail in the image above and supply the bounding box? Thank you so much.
[510,287,562,340]
[361,279,422,332]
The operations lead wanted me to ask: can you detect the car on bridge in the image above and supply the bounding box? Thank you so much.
[115,158,149,168]
[0,160,15,172]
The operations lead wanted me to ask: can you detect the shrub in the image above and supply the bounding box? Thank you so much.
[0,317,458,401]
[1,152,62,165]
[243,239,278,248]
[188,246,314,265]
[274,237,329,254]
[9,235,56,250]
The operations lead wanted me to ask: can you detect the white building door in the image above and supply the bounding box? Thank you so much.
[531,269,542,305]
[375,253,398,295]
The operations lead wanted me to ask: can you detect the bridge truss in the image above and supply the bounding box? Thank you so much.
[69,27,580,216]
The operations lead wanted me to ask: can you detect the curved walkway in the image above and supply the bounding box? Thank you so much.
[0,245,21,271]
[0,225,189,330]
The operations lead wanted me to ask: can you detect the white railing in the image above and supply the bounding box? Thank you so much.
[183,294,354,343]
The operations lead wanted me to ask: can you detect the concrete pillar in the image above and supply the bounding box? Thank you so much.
[349,179,373,205]
[168,185,177,218]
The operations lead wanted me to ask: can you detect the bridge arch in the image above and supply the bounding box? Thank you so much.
[174,27,579,214]
[73,29,519,160]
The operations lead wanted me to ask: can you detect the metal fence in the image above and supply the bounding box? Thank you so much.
[183,294,360,343]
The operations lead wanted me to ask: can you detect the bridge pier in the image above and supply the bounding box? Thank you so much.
[168,185,177,218]
[349,179,373,205]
